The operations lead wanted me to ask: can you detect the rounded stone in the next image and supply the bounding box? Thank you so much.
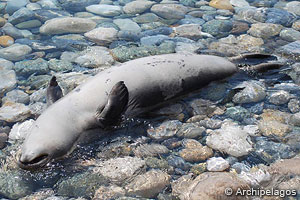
[123,0,155,15]
[40,17,97,35]
[0,70,17,97]
[86,4,122,17]
[292,20,300,31]
[0,44,32,61]
[207,157,230,172]
[0,102,31,123]
[84,27,118,46]
[286,1,300,16]
[151,4,188,20]
[0,17,6,28]
[2,89,30,104]
[280,28,300,42]
[269,90,291,105]
[248,23,283,39]
[209,0,233,11]
[0,36,14,47]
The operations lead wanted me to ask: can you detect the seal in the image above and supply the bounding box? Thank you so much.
[17,52,282,169]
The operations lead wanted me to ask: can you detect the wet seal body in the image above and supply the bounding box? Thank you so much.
[17,53,243,169]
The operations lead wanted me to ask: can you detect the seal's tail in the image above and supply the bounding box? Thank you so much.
[228,53,273,63]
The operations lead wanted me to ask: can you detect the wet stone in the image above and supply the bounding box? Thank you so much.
[48,59,73,72]
[56,171,107,198]
[259,120,292,138]
[33,9,72,23]
[0,102,31,123]
[86,4,122,17]
[2,89,30,105]
[225,106,251,122]
[0,69,17,97]
[288,99,300,113]
[292,20,300,31]
[276,41,300,61]
[285,1,300,16]
[232,81,266,104]
[167,155,190,171]
[179,139,213,163]
[133,13,160,24]
[231,162,250,174]
[125,170,171,199]
[8,7,34,25]
[235,7,266,24]
[161,138,182,150]
[176,123,205,139]
[248,23,282,39]
[268,90,291,105]
[0,36,14,47]
[14,58,49,78]
[279,28,300,42]
[145,120,180,141]
[173,24,203,40]
[202,19,233,38]
[290,112,300,127]
[209,0,234,11]
[266,8,296,27]
[0,171,34,199]
[150,4,188,20]
[0,132,8,149]
[113,19,141,33]
[84,27,118,46]
[0,44,32,62]
[206,123,253,157]
[93,185,125,200]
[123,1,155,15]
[206,157,230,172]
[197,119,222,129]
[133,143,169,158]
[5,0,28,15]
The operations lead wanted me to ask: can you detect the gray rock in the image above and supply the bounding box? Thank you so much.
[123,1,155,15]
[280,28,300,42]
[0,132,7,149]
[175,42,205,53]
[151,4,188,20]
[40,17,97,35]
[232,162,250,173]
[94,156,145,184]
[206,123,253,157]
[86,4,122,17]
[26,3,42,11]
[56,171,107,198]
[288,99,300,113]
[125,170,171,198]
[60,51,79,63]
[293,20,300,31]
[230,0,249,7]
[202,19,233,38]
[9,119,34,140]
[269,90,291,105]
[174,24,203,40]
[74,46,114,68]
[15,19,42,29]
[140,35,170,46]
[206,157,230,172]
[33,9,72,23]
[37,0,60,9]
[225,106,251,122]
[290,112,300,127]
[113,19,141,33]
[167,155,190,170]
[147,120,182,140]
[48,59,73,72]
[94,185,125,200]
[5,0,28,15]
[232,81,266,104]
[14,58,49,78]
[286,1,300,16]
[0,70,17,97]
[243,125,260,137]
[29,88,46,104]
[84,27,118,46]
[29,102,47,117]
[0,171,34,199]
[179,139,213,162]
[0,44,32,61]
[2,89,30,104]
[277,41,300,61]
[235,7,266,23]
[0,58,14,70]
[266,8,296,27]
[0,102,31,123]
[248,23,282,39]
[8,7,33,25]
[176,123,205,139]
[133,13,160,23]
[134,143,170,158]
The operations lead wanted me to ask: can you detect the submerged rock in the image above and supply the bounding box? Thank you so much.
[179,139,213,162]
[84,27,118,46]
[125,169,171,198]
[206,157,230,172]
[151,4,188,20]
[133,143,169,158]
[0,44,32,62]
[232,81,266,104]
[14,58,49,78]
[86,4,122,17]
[248,23,282,39]
[0,69,17,97]
[94,185,126,200]
[147,120,182,140]
[2,89,30,104]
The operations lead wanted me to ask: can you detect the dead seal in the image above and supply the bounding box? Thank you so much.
[17,52,282,169]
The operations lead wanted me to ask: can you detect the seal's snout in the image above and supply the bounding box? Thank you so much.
[17,152,50,170]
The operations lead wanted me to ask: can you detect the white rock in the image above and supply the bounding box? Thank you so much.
[230,0,250,7]
[84,27,118,46]
[269,90,291,105]
[238,169,271,187]
[113,18,141,33]
[0,102,31,123]
[9,119,35,140]
[0,44,32,62]
[206,124,253,157]
[86,4,122,17]
[207,157,230,172]
[123,0,155,15]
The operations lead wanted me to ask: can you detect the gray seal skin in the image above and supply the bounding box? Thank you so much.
[18,53,238,169]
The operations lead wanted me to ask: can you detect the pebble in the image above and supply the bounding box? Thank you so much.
[9,119,35,140]
[225,106,251,122]
[56,171,107,198]
[279,28,300,42]
[133,13,160,24]
[259,120,291,137]
[176,123,205,139]
[14,58,49,78]
[0,69,17,97]
[268,157,300,175]
[147,120,182,140]
[5,0,28,15]
[0,44,32,62]
[94,185,125,200]
[173,24,203,40]
[48,59,73,72]
[167,155,190,171]
[179,139,213,162]
[8,7,34,25]
[292,20,300,31]
[86,4,122,17]
[209,0,233,11]
[0,102,31,123]
[0,132,8,149]
[172,172,249,200]
[133,143,169,158]
[230,0,249,7]
[2,89,30,104]
[113,18,141,33]
[202,19,233,38]
[288,99,300,113]
[207,157,230,172]
[26,3,42,11]
[94,156,145,184]
[266,8,296,27]
[123,1,155,15]
[40,17,97,35]
[232,81,266,104]
[235,7,266,24]
[206,123,253,157]
[33,9,72,23]
[289,112,300,127]
[151,4,188,20]
[0,58,14,70]
[276,41,300,60]
[74,46,114,68]
[15,19,42,29]
[125,170,171,198]
[269,90,291,105]
[84,27,118,46]
[285,1,300,16]
[0,17,6,28]
[243,125,260,137]
[238,169,271,187]
[0,36,14,47]
[248,23,282,39]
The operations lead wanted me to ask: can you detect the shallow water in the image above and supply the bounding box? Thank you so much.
[1,0,300,199]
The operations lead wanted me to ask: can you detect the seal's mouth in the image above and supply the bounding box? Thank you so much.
[17,153,51,170]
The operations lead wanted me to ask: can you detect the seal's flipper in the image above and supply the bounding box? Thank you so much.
[96,81,129,128]
[252,62,284,73]
[46,76,63,106]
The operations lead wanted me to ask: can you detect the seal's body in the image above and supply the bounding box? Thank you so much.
[18,53,237,169]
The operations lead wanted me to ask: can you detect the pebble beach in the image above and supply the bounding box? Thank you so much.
[0,0,300,199]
